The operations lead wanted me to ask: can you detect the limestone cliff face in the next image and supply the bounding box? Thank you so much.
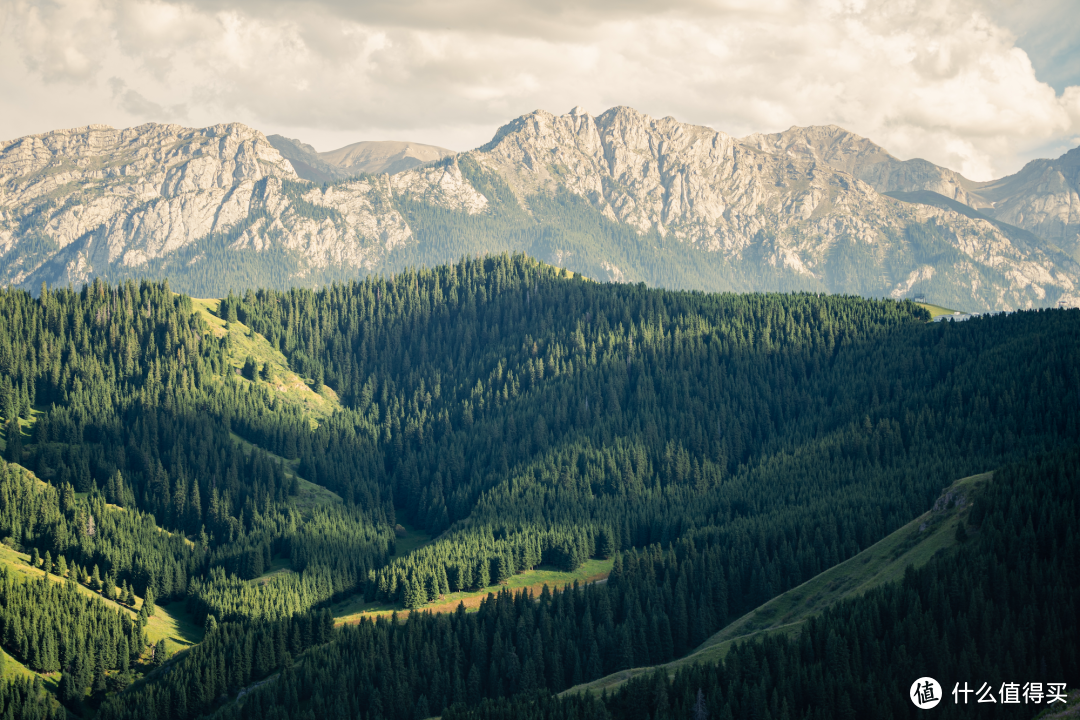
[0,123,481,289]
[739,125,986,208]
[1,111,1077,310]
[0,123,297,285]
[742,124,1080,268]
[467,107,1078,309]
[973,148,1080,263]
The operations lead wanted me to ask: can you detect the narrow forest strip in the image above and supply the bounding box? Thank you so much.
[227,430,344,512]
[333,558,613,624]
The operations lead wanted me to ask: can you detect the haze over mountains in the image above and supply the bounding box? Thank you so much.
[1,107,1078,310]
[266,135,454,182]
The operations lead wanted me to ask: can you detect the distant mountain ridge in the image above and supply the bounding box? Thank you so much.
[266,135,454,181]
[738,124,986,208]
[1,109,1077,310]
[747,124,1080,262]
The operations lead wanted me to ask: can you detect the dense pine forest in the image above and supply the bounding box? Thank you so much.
[442,444,1080,720]
[0,253,1076,718]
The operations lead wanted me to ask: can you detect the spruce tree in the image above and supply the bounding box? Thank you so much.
[93,653,107,694]
[3,416,21,464]
[474,557,490,590]
[955,519,968,543]
[102,572,115,601]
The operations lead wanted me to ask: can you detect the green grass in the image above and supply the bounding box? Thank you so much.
[0,540,204,660]
[916,301,961,319]
[0,538,202,715]
[333,558,614,624]
[0,646,37,682]
[292,476,344,512]
[392,521,433,556]
[144,601,205,657]
[562,472,991,697]
[0,406,45,455]
[0,648,64,713]
[190,298,342,423]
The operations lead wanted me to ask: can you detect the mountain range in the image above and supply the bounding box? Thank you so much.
[266,136,454,182]
[1,106,1078,310]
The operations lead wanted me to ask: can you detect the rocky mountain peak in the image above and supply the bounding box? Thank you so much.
[973,143,1080,261]
[0,121,297,286]
[738,124,892,173]
[1,108,1077,311]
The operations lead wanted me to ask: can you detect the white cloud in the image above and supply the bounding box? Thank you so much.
[108,77,187,121]
[3,0,115,83]
[0,0,1076,179]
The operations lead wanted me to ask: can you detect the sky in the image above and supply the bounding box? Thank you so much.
[1,0,1077,181]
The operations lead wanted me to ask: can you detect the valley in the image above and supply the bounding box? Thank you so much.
[0,255,1075,719]
[2,0,1078,714]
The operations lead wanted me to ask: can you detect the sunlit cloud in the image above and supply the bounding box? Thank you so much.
[0,0,1076,179]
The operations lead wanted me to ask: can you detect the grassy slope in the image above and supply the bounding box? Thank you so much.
[190,298,342,423]
[0,298,343,708]
[5,296,343,454]
[197,298,346,515]
[915,301,960,319]
[0,542,204,659]
[562,471,991,697]
[0,468,204,664]
[0,535,203,718]
[0,648,66,716]
[391,521,434,556]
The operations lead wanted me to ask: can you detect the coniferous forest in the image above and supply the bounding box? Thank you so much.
[0,253,1075,718]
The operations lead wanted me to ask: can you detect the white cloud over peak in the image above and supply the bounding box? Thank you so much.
[0,0,1076,180]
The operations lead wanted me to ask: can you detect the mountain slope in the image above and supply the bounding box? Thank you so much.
[562,470,989,698]
[749,124,1080,265]
[972,146,1080,262]
[0,123,483,292]
[266,135,454,180]
[2,110,1078,310]
[738,124,987,208]
[319,140,454,176]
[465,106,1078,308]
[264,135,338,183]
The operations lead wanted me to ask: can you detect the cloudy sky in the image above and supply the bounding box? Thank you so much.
[1,0,1077,180]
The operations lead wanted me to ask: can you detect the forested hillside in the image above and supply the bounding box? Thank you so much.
[0,254,1077,717]
[443,443,1080,720]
